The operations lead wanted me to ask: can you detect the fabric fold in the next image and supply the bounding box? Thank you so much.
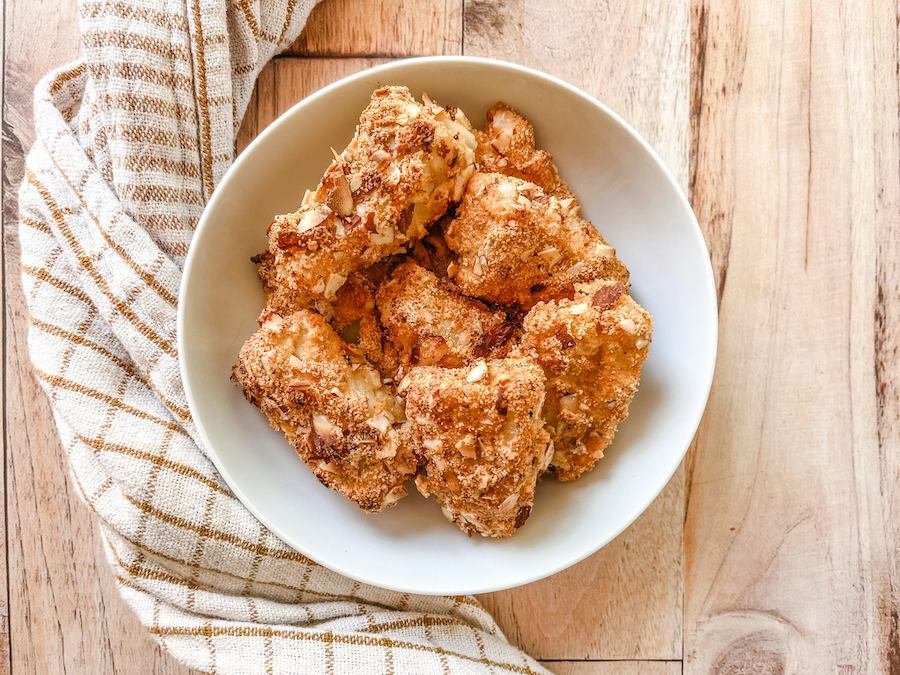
[17,0,546,672]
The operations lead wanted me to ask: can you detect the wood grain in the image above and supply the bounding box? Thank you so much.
[543,663,681,675]
[6,0,900,672]
[467,0,690,660]
[0,2,8,670]
[1,0,192,672]
[684,0,900,672]
[287,0,462,56]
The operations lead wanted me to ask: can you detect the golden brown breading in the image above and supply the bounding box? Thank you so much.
[264,86,477,306]
[400,358,552,537]
[513,280,652,481]
[476,103,576,203]
[233,309,415,510]
[376,260,517,371]
[445,173,629,307]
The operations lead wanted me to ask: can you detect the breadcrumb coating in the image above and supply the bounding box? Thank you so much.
[234,93,655,525]
[264,86,477,306]
[401,358,552,537]
[514,280,652,481]
[233,309,415,510]
[376,260,517,373]
[445,172,629,306]
[476,103,576,203]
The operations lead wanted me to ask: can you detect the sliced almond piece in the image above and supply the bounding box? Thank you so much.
[312,415,343,445]
[324,173,354,217]
[323,273,347,299]
[297,208,328,233]
[466,361,488,383]
[366,413,391,434]
[423,438,443,452]
[380,485,406,508]
[537,246,563,268]
[618,318,637,334]
[499,492,519,512]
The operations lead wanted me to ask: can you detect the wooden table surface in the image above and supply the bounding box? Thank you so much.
[2,0,897,673]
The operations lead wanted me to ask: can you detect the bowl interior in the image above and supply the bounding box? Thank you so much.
[179,57,716,595]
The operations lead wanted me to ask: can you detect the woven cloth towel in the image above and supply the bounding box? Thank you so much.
[17,1,546,672]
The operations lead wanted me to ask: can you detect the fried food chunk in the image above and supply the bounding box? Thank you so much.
[514,280,652,480]
[233,309,415,510]
[264,86,477,305]
[476,103,576,203]
[401,358,552,537]
[445,173,628,307]
[376,261,517,371]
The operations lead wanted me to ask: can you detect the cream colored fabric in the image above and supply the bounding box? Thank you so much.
[17,1,546,672]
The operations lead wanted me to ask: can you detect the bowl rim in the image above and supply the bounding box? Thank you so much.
[178,55,718,595]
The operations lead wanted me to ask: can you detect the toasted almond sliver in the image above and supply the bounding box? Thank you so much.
[619,318,637,334]
[326,174,354,217]
[537,246,563,268]
[297,208,328,233]
[457,443,476,459]
[366,414,391,434]
[381,485,406,508]
[323,273,347,299]
[500,492,519,512]
[261,313,285,332]
[466,361,488,383]
[569,302,589,315]
[423,438,443,452]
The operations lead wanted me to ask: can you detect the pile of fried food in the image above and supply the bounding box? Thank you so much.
[233,86,652,538]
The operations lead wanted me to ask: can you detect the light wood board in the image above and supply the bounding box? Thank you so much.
[2,0,898,672]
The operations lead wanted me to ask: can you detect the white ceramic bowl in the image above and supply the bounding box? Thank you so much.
[179,56,717,595]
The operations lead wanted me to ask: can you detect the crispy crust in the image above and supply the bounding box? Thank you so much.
[513,280,652,480]
[235,93,655,523]
[445,172,629,307]
[401,358,552,537]
[376,260,516,372]
[264,86,477,307]
[476,103,576,203]
[233,309,415,510]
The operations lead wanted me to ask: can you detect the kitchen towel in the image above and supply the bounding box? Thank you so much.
[17,0,545,672]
